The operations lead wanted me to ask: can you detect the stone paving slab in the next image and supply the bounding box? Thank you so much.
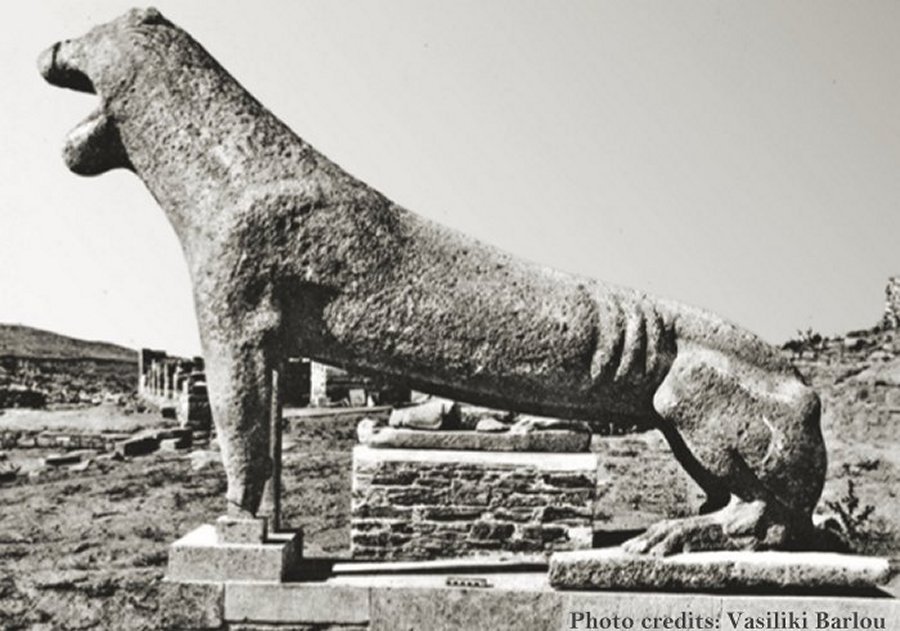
[549,547,896,592]
[361,427,591,452]
[354,445,598,470]
[225,583,369,625]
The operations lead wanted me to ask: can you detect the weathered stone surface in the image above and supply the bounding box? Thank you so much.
[167,524,301,583]
[475,418,508,433]
[356,417,384,444]
[388,399,454,430]
[42,8,827,553]
[549,547,896,592]
[114,435,158,457]
[209,577,900,631]
[179,392,212,430]
[225,583,369,625]
[156,427,193,441]
[510,415,591,434]
[44,451,93,466]
[215,515,267,543]
[361,427,591,452]
[458,404,516,429]
[369,587,562,631]
[160,436,191,451]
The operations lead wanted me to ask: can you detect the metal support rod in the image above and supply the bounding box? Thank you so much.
[261,366,283,532]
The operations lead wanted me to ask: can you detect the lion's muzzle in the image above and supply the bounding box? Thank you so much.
[39,41,132,176]
[38,41,95,94]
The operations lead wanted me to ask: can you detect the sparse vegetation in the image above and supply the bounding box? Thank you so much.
[825,473,875,543]
[822,464,898,556]
[797,327,824,349]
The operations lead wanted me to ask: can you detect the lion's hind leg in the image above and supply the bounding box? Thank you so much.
[623,346,826,556]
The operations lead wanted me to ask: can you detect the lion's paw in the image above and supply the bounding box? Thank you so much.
[621,515,735,556]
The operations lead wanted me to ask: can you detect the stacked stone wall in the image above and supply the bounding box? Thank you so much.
[351,446,596,560]
[1,430,131,451]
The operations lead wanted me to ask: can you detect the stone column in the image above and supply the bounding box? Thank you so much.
[167,363,176,399]
[138,349,150,396]
[309,361,328,407]
[174,365,185,396]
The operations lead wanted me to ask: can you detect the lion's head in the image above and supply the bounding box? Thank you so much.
[38,7,173,176]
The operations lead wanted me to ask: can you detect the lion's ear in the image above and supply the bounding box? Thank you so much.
[128,7,168,26]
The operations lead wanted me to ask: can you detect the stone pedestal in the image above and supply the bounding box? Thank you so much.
[170,569,899,630]
[361,427,592,452]
[215,515,268,543]
[167,524,302,583]
[352,446,597,560]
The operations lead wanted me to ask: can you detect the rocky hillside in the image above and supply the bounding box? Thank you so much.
[0,324,137,406]
[782,321,900,554]
[0,324,135,362]
[783,324,899,442]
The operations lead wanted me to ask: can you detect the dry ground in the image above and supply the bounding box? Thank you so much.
[0,405,169,435]
[0,411,357,631]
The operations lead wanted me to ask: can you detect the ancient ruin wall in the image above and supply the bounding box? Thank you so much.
[884,276,900,329]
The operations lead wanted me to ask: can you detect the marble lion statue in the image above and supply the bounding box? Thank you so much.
[40,8,827,555]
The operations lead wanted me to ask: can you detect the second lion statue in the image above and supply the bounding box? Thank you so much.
[40,8,827,555]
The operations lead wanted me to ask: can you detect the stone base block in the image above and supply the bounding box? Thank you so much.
[215,516,268,543]
[167,524,301,583]
[550,547,896,593]
[159,436,191,451]
[196,569,899,630]
[178,393,212,430]
[115,434,159,457]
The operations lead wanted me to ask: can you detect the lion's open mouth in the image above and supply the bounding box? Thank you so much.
[61,104,120,175]
[39,42,129,175]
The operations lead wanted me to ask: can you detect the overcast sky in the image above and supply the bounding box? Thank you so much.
[1,1,899,356]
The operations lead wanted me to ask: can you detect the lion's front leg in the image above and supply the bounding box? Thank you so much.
[202,334,277,518]
[625,346,826,555]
